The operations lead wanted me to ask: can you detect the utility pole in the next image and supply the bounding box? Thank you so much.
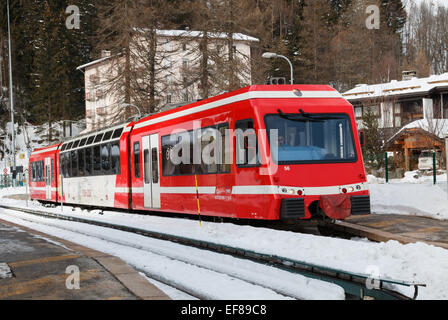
[7,0,16,186]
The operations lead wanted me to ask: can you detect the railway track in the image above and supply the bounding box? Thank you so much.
[0,203,425,300]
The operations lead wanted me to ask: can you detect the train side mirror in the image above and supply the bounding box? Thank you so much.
[359,131,365,147]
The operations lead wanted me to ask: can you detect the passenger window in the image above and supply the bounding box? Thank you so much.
[101,144,111,173]
[235,119,259,167]
[219,125,231,173]
[144,149,150,184]
[103,131,113,141]
[112,128,123,139]
[94,133,104,143]
[51,159,55,182]
[134,142,141,178]
[78,149,85,177]
[85,148,92,176]
[151,148,158,184]
[79,138,87,147]
[71,151,78,177]
[111,142,121,175]
[66,154,72,178]
[93,145,101,174]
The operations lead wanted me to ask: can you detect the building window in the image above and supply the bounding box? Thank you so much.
[400,99,423,126]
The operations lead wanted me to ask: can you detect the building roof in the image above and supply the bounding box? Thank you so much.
[343,73,448,101]
[76,29,259,71]
[151,29,260,42]
[387,119,448,146]
[76,55,117,71]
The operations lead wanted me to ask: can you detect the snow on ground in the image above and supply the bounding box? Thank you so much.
[368,171,448,220]
[0,207,344,300]
[1,187,448,299]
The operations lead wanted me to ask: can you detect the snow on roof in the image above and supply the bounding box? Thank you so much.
[76,55,116,70]
[153,29,259,42]
[343,73,448,101]
[388,119,448,143]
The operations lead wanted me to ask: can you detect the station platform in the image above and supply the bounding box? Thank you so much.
[0,219,170,300]
[338,214,448,249]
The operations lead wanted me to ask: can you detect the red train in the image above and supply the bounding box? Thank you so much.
[29,85,370,221]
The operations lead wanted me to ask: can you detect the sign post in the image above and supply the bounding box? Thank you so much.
[24,168,29,207]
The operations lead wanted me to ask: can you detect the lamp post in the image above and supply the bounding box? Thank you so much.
[120,103,142,120]
[7,0,16,186]
[262,52,294,85]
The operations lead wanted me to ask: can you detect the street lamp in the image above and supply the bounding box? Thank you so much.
[120,103,142,120]
[262,52,294,85]
[7,0,16,186]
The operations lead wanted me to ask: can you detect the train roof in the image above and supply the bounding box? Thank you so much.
[30,143,61,157]
[58,122,132,153]
[134,85,346,130]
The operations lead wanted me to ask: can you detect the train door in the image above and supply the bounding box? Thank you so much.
[142,134,161,209]
[45,157,51,200]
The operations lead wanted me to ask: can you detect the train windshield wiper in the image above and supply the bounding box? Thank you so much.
[277,109,342,122]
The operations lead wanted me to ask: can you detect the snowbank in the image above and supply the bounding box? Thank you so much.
[368,171,448,220]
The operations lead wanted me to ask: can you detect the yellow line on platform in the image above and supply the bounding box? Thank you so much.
[0,269,100,299]
[9,254,80,268]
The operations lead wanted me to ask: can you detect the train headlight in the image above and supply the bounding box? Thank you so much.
[348,187,354,192]
[288,189,295,195]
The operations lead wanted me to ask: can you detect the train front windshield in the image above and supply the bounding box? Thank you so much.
[265,113,357,164]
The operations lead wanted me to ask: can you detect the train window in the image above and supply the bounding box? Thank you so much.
[103,131,113,141]
[235,119,259,167]
[87,136,95,145]
[31,162,35,182]
[93,145,101,175]
[112,128,123,139]
[151,148,159,184]
[71,150,78,177]
[67,142,73,150]
[101,143,111,174]
[143,149,150,184]
[61,144,67,152]
[94,133,104,143]
[72,140,80,149]
[219,124,231,173]
[34,162,38,181]
[85,147,92,176]
[79,138,87,147]
[60,155,64,178]
[111,142,120,175]
[195,127,217,174]
[180,132,194,175]
[134,142,141,178]
[67,153,72,178]
[61,154,66,178]
[51,159,55,182]
[78,149,85,177]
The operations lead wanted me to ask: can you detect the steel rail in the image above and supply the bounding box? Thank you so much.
[0,204,425,300]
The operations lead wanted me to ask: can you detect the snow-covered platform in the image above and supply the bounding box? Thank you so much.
[0,219,169,300]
